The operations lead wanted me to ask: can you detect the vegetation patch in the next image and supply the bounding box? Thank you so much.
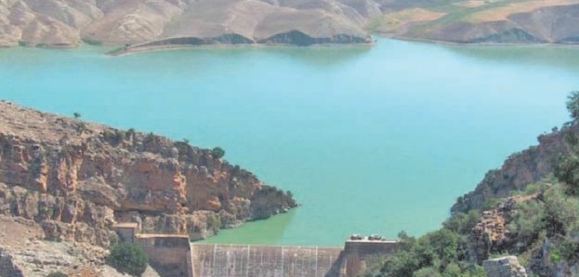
[106,243,149,277]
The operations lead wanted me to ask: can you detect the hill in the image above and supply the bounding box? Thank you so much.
[2,0,579,50]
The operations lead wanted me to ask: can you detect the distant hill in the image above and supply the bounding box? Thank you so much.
[1,0,579,49]
[374,0,579,44]
[0,0,375,48]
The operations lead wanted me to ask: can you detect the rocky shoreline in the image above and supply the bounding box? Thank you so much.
[452,123,579,214]
[0,100,296,275]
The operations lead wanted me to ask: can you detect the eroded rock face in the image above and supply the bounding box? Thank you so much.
[0,101,296,248]
[483,256,528,277]
[452,124,578,214]
[469,194,539,263]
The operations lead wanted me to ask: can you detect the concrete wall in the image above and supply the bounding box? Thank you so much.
[114,224,193,277]
[114,223,399,277]
[190,244,343,277]
[190,240,399,277]
[136,235,193,277]
[343,240,399,276]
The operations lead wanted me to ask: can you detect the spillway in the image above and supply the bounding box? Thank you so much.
[190,244,344,277]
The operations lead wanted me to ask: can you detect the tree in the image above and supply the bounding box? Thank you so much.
[106,243,148,276]
[554,154,579,195]
[73,112,81,119]
[211,147,225,159]
[566,91,579,121]
[413,267,441,277]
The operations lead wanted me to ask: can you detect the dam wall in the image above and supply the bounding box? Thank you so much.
[190,244,343,277]
[343,239,399,276]
[136,234,192,277]
[114,223,193,277]
[114,223,398,277]
[190,238,399,277]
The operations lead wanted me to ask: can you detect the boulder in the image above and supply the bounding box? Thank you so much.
[483,256,528,277]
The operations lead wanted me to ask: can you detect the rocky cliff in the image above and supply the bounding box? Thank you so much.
[483,256,528,277]
[452,123,578,213]
[0,100,296,274]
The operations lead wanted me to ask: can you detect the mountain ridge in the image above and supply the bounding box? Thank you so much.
[2,0,579,50]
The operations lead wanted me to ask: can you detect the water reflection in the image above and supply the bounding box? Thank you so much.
[442,43,579,73]
[201,209,297,245]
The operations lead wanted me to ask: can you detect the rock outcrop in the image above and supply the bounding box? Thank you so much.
[0,215,125,276]
[0,100,296,250]
[469,194,540,263]
[483,256,528,277]
[452,124,578,213]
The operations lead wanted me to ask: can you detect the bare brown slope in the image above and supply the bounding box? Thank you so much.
[390,1,579,44]
[3,0,579,49]
[0,0,372,48]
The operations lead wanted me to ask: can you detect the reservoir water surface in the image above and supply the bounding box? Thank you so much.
[1,39,578,246]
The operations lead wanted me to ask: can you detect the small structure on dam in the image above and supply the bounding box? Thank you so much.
[114,223,399,277]
[114,223,194,277]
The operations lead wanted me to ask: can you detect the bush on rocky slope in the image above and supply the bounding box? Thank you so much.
[366,92,579,276]
[106,243,148,277]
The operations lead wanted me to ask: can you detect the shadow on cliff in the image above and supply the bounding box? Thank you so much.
[120,44,371,68]
[258,46,372,67]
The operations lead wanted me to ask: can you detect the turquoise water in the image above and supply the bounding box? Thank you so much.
[1,39,577,246]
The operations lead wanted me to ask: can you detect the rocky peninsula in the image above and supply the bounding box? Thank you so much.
[0,101,296,276]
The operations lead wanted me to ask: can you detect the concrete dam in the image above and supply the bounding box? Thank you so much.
[114,224,399,277]
[189,238,399,277]
[191,244,344,277]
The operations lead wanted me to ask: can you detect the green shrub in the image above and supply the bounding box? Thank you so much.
[558,238,579,260]
[207,213,222,233]
[550,248,562,263]
[126,128,136,140]
[211,147,225,159]
[508,200,545,244]
[443,210,480,235]
[106,243,148,276]
[543,187,579,236]
[442,263,461,277]
[382,250,420,277]
[554,154,579,195]
[566,91,579,121]
[413,267,441,277]
[380,229,467,276]
[465,265,488,277]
